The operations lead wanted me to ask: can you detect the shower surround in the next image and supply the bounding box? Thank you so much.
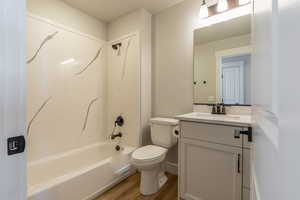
[27,14,144,200]
[27,14,107,161]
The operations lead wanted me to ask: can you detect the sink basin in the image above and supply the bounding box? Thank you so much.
[190,112,241,120]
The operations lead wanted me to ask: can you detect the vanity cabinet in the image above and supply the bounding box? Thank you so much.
[179,121,251,200]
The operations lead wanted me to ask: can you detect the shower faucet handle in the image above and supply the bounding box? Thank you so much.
[111,132,122,140]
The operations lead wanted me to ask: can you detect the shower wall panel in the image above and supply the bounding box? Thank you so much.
[107,33,141,147]
[27,15,107,162]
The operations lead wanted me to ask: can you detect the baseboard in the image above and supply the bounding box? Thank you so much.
[164,161,178,175]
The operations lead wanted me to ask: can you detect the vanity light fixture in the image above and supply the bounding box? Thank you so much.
[239,0,251,5]
[199,0,209,19]
[197,3,251,28]
[217,0,229,12]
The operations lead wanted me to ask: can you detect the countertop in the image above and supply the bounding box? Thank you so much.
[175,112,252,127]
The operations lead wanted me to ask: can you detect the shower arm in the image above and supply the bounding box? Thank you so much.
[112,43,122,50]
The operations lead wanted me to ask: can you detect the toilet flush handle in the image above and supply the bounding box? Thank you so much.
[173,126,180,138]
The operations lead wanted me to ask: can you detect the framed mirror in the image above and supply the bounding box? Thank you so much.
[193,15,252,106]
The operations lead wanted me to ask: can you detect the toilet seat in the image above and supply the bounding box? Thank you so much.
[131,145,167,165]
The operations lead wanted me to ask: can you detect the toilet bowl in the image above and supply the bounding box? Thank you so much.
[131,145,168,195]
[131,118,179,195]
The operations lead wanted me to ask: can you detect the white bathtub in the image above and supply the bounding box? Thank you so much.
[27,142,136,200]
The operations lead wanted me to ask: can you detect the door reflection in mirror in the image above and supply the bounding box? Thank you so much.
[220,54,251,105]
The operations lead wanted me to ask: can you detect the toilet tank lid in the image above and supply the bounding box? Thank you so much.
[150,118,179,125]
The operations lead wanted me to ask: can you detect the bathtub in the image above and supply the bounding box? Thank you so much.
[27,142,136,200]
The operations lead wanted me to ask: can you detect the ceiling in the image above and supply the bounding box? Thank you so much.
[62,0,185,22]
[194,15,251,45]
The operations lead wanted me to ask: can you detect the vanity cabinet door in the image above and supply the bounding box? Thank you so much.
[243,149,251,200]
[243,189,250,200]
[180,138,242,200]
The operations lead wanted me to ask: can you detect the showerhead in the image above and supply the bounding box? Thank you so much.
[112,43,122,50]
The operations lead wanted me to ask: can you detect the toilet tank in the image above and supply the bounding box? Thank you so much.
[150,118,179,148]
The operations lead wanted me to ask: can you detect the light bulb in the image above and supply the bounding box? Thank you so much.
[217,0,228,12]
[199,3,208,19]
[239,0,250,5]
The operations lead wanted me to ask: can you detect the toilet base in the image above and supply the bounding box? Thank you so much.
[140,168,168,196]
[158,171,168,188]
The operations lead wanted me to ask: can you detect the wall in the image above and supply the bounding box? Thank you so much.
[152,0,200,117]
[108,9,145,40]
[194,45,217,103]
[253,0,300,199]
[152,0,199,170]
[277,0,300,199]
[252,0,280,199]
[27,0,107,40]
[194,34,251,104]
[108,9,152,147]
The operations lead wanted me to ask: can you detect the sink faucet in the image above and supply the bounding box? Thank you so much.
[211,104,226,115]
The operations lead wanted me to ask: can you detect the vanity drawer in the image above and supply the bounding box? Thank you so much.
[180,121,243,148]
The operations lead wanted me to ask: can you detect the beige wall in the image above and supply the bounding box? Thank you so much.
[108,9,147,40]
[27,0,107,40]
[152,0,200,117]
[152,0,200,169]
[194,34,251,103]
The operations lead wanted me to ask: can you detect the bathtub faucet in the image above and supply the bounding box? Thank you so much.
[111,132,122,140]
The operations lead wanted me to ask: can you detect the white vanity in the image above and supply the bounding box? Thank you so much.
[176,112,252,200]
[181,12,253,200]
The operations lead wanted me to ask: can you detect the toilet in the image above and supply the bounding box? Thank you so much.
[131,118,179,195]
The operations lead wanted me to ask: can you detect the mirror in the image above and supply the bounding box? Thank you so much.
[193,15,252,105]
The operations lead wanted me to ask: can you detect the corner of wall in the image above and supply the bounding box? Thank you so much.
[140,9,152,146]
